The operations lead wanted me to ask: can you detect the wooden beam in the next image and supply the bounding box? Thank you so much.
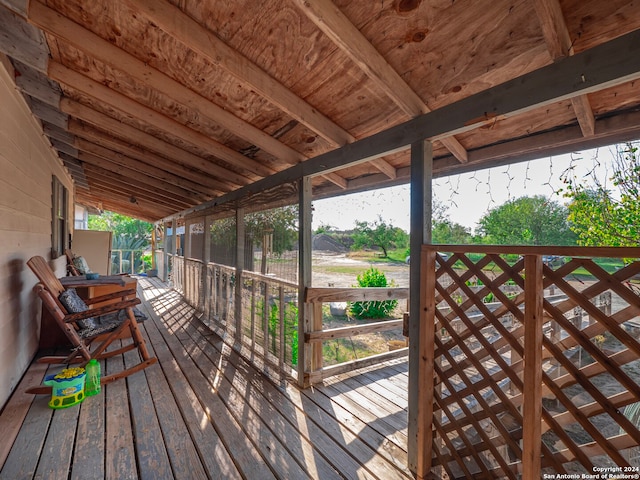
[533,0,595,136]
[79,151,210,204]
[123,0,351,147]
[292,0,469,164]
[82,169,193,210]
[75,139,213,200]
[12,59,60,106]
[60,99,241,191]
[0,5,48,72]
[409,141,434,477]
[76,189,169,221]
[243,29,640,204]
[26,95,66,128]
[28,0,304,166]
[522,254,543,479]
[48,61,271,179]
[68,121,224,195]
[122,0,396,182]
[42,121,74,145]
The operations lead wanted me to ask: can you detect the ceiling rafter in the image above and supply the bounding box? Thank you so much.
[27,0,352,190]
[48,61,268,181]
[60,99,240,191]
[78,151,209,204]
[74,139,212,201]
[76,188,172,220]
[291,0,469,163]
[67,121,226,195]
[533,0,596,137]
[123,0,397,183]
[82,167,195,210]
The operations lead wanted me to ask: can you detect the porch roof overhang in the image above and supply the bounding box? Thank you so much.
[1,0,640,221]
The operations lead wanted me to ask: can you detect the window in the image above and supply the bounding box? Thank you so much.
[51,175,69,258]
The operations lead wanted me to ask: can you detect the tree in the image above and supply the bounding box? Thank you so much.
[561,143,640,246]
[477,195,576,245]
[351,216,408,257]
[88,211,153,240]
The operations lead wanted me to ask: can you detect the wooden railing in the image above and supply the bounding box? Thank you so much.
[304,286,409,385]
[419,245,640,479]
[171,255,299,381]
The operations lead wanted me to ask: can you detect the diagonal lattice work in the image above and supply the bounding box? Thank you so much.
[424,246,640,479]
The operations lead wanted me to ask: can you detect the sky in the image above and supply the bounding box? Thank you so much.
[311,145,622,233]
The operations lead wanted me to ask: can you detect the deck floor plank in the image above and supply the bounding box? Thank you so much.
[105,342,138,480]
[144,289,278,480]
[0,394,52,479]
[140,313,242,479]
[185,316,351,480]
[0,360,47,469]
[0,276,411,480]
[123,346,174,480]
[184,300,413,480]
[35,399,79,479]
[71,376,105,480]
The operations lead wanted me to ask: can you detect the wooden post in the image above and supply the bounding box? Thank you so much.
[203,215,212,319]
[408,139,434,477]
[522,254,543,479]
[235,208,245,343]
[298,177,312,387]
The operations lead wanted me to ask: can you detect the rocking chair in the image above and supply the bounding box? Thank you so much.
[26,256,157,395]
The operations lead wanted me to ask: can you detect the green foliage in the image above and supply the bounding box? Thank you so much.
[349,267,398,319]
[351,215,408,257]
[88,211,153,240]
[432,219,472,244]
[477,195,576,246]
[261,298,299,366]
[561,142,640,247]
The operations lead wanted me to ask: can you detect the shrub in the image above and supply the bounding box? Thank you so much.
[349,267,398,319]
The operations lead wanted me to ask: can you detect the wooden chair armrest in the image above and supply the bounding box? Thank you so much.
[63,298,141,323]
[84,288,138,306]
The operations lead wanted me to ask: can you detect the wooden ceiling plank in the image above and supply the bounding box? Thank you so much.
[0,5,48,73]
[75,139,211,200]
[60,98,242,191]
[79,151,209,204]
[42,120,75,144]
[83,170,194,210]
[176,28,640,219]
[292,0,469,163]
[48,61,272,179]
[12,59,61,106]
[76,189,169,220]
[533,0,595,137]
[68,120,224,195]
[49,137,77,157]
[122,0,353,147]
[28,0,304,166]
[26,95,66,128]
[127,0,399,184]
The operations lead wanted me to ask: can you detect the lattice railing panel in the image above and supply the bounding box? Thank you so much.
[425,246,640,479]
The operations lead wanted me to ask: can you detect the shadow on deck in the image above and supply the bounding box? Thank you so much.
[0,276,411,479]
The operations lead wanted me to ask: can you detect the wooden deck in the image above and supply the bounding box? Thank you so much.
[0,276,411,480]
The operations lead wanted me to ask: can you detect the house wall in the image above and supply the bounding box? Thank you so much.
[0,55,73,409]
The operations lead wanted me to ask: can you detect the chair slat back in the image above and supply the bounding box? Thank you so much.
[27,256,66,298]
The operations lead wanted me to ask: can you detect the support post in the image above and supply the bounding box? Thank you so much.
[522,254,543,479]
[235,207,245,343]
[408,139,433,477]
[203,215,212,319]
[298,176,312,387]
